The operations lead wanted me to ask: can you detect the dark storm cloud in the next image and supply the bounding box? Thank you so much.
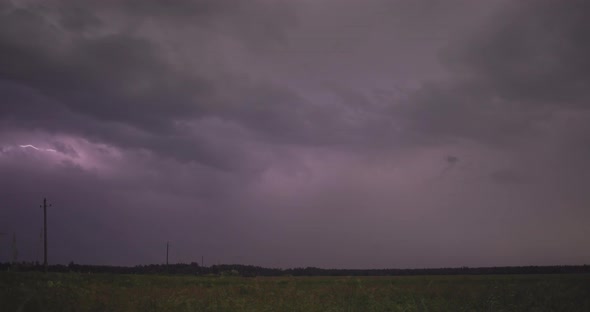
[0,0,373,171]
[0,0,304,168]
[445,0,590,106]
[398,0,590,146]
[0,0,399,159]
[0,7,208,128]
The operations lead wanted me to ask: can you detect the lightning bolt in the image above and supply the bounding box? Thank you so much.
[19,145,57,153]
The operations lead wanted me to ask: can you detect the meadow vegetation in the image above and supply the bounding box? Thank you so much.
[1,272,589,311]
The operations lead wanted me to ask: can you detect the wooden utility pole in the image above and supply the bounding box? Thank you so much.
[39,228,43,265]
[41,198,52,271]
[0,232,6,262]
[166,241,169,265]
[11,232,17,264]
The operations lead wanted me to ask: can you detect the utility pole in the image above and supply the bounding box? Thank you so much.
[166,241,169,266]
[41,198,52,271]
[202,255,204,267]
[39,228,43,265]
[0,232,6,263]
[11,232,18,264]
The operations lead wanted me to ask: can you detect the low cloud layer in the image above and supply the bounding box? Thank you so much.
[1,0,589,268]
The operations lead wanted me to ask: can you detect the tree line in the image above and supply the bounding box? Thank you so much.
[2,262,590,277]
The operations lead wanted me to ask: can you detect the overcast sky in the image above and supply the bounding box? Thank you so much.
[1,0,589,269]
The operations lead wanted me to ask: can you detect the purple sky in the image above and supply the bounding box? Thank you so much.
[1,0,589,269]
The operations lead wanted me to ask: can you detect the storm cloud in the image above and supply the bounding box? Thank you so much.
[1,0,589,268]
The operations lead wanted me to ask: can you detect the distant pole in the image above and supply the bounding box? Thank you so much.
[11,232,17,264]
[0,232,5,264]
[166,242,169,266]
[41,198,51,272]
[39,228,43,265]
[202,255,204,267]
[43,198,47,269]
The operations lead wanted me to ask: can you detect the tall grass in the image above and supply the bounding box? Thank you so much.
[1,272,589,311]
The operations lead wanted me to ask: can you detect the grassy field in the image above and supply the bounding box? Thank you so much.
[1,272,589,311]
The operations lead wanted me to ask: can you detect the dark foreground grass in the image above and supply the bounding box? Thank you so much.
[1,272,589,311]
